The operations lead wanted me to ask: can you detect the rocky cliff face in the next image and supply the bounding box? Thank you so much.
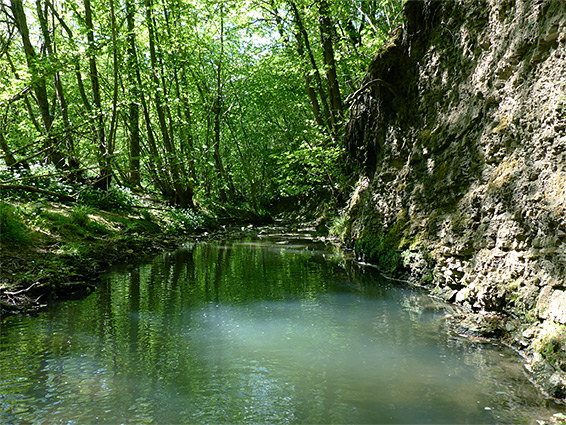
[343,0,566,398]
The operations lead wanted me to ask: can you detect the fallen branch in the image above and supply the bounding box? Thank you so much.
[0,184,76,202]
[0,300,24,311]
[2,282,40,296]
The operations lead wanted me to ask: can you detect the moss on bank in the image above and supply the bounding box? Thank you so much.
[353,212,411,275]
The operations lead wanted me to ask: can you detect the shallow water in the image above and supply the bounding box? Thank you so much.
[1,236,564,424]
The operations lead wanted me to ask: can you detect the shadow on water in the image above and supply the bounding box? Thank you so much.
[1,237,565,424]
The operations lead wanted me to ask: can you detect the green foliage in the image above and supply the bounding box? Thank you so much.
[0,201,31,245]
[1,0,404,212]
[0,164,75,202]
[70,205,91,227]
[354,216,409,273]
[354,235,403,273]
[77,186,136,212]
[114,215,161,235]
[57,240,92,258]
[36,205,109,238]
[329,213,349,239]
[160,208,206,235]
[274,140,345,198]
[422,273,435,283]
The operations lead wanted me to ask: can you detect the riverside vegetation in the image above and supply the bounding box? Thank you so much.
[1,0,401,310]
[0,184,208,312]
[2,0,566,410]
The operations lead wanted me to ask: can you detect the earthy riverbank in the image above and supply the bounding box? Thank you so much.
[0,200,207,315]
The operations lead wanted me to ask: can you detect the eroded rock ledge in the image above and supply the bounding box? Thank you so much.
[342,0,566,399]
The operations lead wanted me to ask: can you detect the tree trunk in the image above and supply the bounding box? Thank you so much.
[125,0,141,187]
[0,126,27,169]
[289,1,331,128]
[107,0,119,173]
[35,0,81,175]
[212,101,228,203]
[212,3,230,203]
[45,0,93,127]
[165,1,197,192]
[179,67,198,186]
[145,0,193,207]
[10,0,65,168]
[226,118,258,212]
[318,0,343,127]
[127,11,171,199]
[292,19,324,127]
[84,0,111,190]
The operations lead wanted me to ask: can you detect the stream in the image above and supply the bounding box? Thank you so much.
[1,228,565,424]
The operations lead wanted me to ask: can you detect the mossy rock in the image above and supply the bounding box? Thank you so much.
[354,213,411,274]
[355,236,403,273]
[536,325,566,373]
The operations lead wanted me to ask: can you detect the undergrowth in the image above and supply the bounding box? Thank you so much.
[0,201,30,245]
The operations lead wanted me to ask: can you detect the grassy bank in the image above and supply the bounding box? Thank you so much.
[0,198,208,315]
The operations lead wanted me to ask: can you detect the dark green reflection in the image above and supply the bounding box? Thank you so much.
[1,239,563,424]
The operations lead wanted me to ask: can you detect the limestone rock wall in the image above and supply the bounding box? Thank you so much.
[343,0,566,397]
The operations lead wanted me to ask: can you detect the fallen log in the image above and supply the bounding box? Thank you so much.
[0,184,76,203]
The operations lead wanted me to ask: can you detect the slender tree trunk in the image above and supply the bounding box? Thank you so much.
[126,17,171,199]
[84,0,111,190]
[289,1,331,128]
[226,118,258,212]
[10,0,65,168]
[166,2,197,191]
[269,0,289,45]
[318,0,343,127]
[178,68,197,186]
[136,68,173,199]
[145,0,173,156]
[212,98,228,203]
[3,51,42,135]
[107,0,119,168]
[293,21,324,127]
[145,0,193,207]
[0,123,28,169]
[45,0,93,116]
[211,3,234,203]
[125,0,141,186]
[35,0,81,175]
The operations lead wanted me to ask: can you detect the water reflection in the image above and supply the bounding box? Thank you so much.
[1,239,564,424]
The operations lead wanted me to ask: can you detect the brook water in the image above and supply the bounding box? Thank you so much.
[1,231,564,423]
